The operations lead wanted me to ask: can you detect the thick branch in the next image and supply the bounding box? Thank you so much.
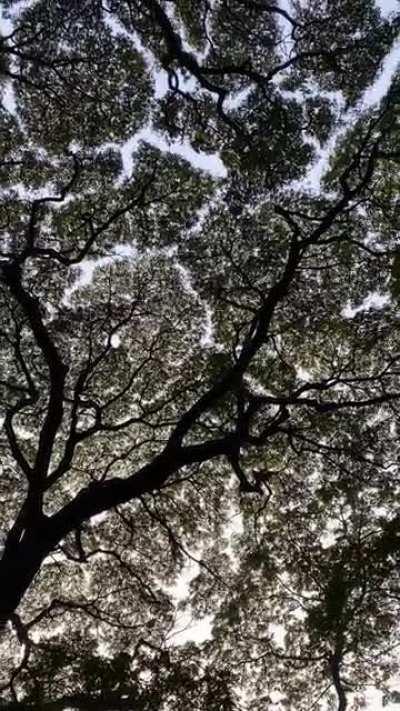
[1,263,68,482]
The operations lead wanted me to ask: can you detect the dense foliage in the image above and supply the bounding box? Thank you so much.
[0,0,400,708]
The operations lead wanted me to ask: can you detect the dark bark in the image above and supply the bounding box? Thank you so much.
[0,108,393,623]
[0,438,230,621]
[0,530,53,624]
[330,653,348,711]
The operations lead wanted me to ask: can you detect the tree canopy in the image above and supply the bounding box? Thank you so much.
[0,0,400,709]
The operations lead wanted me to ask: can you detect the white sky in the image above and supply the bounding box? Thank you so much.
[377,0,399,15]
[1,1,400,708]
[303,31,400,192]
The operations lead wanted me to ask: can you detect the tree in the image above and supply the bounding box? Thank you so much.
[0,0,400,708]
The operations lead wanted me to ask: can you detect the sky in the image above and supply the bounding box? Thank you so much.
[377,0,399,14]
[152,5,400,710]
[1,1,400,709]
[118,0,400,186]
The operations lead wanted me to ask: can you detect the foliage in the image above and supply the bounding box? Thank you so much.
[0,1,399,709]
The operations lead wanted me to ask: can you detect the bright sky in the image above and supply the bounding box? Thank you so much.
[1,1,400,709]
[377,0,399,14]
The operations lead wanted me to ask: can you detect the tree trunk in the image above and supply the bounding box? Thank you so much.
[0,531,52,624]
